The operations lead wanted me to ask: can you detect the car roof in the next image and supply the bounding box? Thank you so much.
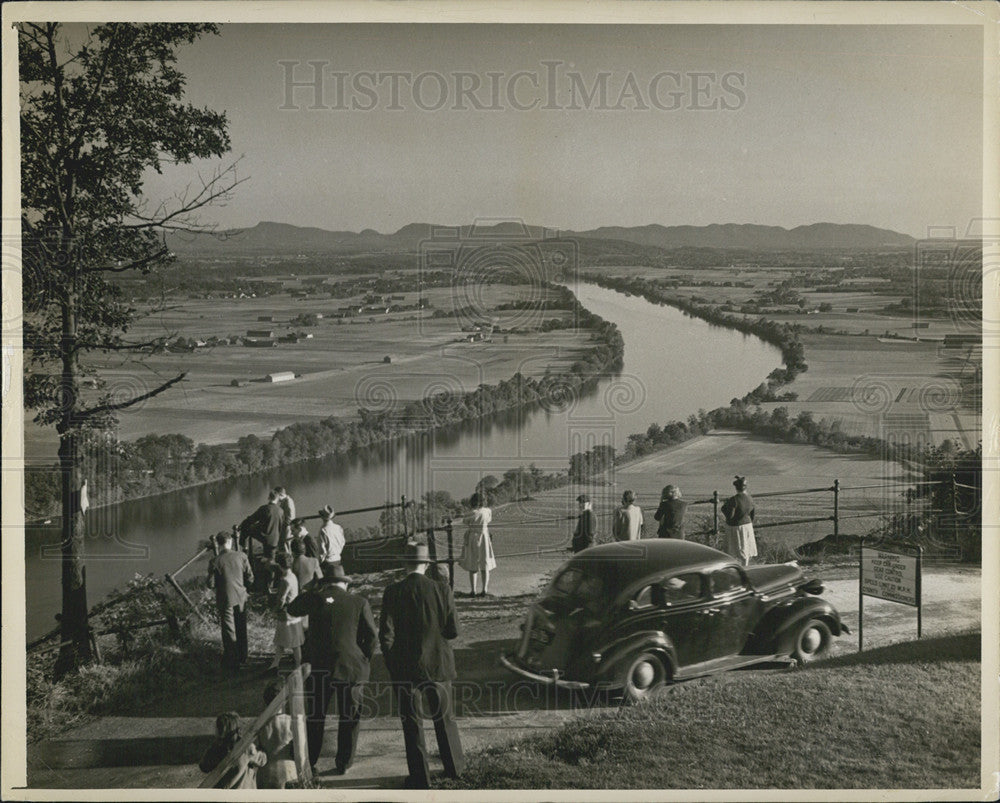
[563,540,736,590]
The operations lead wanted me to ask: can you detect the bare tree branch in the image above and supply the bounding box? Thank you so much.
[73,372,187,422]
[80,246,170,274]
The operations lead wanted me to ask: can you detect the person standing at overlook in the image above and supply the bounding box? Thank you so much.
[317,504,346,567]
[722,475,757,566]
[571,494,596,552]
[654,484,688,539]
[207,531,254,673]
[458,492,495,597]
[613,489,644,541]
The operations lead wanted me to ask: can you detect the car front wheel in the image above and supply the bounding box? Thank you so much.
[622,651,667,703]
[792,618,833,664]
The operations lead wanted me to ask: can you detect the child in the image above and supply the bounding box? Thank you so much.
[199,711,267,789]
[255,680,298,789]
[268,552,305,670]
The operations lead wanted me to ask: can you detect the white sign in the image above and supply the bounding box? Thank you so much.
[861,546,919,606]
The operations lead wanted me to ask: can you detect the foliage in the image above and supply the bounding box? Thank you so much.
[19,21,239,672]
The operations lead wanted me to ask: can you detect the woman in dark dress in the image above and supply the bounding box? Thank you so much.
[653,484,688,539]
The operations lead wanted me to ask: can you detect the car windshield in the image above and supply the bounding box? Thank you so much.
[544,568,607,613]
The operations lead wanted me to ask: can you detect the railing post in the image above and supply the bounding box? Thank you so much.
[712,490,719,535]
[445,518,455,591]
[400,495,408,538]
[833,479,840,538]
[289,663,312,786]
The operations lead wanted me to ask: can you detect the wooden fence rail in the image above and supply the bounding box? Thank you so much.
[199,662,312,789]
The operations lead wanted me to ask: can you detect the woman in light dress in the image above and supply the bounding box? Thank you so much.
[268,552,305,670]
[459,492,496,597]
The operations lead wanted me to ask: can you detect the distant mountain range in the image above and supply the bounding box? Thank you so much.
[166,220,915,255]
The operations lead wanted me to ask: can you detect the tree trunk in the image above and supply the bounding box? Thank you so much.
[54,268,91,678]
[54,433,92,678]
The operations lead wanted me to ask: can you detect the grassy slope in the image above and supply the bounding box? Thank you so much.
[442,632,981,790]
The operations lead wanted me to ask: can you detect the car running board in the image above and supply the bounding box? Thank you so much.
[674,653,794,680]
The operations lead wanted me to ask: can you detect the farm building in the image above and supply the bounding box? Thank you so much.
[266,372,295,383]
[258,315,275,322]
[246,329,274,338]
[244,338,277,348]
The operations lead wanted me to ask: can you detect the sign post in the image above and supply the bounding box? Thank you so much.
[858,538,923,651]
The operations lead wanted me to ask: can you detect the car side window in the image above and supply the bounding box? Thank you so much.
[632,585,654,608]
[710,567,747,596]
[656,572,703,605]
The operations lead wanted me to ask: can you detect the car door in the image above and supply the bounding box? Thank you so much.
[701,566,758,660]
[649,571,712,667]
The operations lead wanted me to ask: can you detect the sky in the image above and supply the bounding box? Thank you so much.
[140,23,985,239]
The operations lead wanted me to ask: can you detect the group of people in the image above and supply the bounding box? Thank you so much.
[205,494,465,790]
[570,476,758,566]
[207,488,347,675]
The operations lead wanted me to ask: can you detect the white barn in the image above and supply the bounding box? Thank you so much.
[265,371,295,383]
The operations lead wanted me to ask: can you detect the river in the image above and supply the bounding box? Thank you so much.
[23,282,781,640]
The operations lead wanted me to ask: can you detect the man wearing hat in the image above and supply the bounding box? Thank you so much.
[207,531,254,673]
[379,541,464,789]
[317,504,345,567]
[571,494,596,553]
[287,563,376,776]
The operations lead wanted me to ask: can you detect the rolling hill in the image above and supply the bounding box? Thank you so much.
[165,220,915,256]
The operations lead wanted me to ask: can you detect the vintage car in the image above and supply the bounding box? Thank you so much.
[501,539,848,702]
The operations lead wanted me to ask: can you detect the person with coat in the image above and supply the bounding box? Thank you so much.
[722,475,757,566]
[267,552,305,671]
[240,491,284,560]
[612,489,644,541]
[287,564,376,776]
[571,494,596,552]
[654,484,688,539]
[207,531,254,673]
[458,492,496,596]
[379,541,465,789]
[291,518,321,561]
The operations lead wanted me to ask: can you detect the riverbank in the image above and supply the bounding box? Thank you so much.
[24,283,625,520]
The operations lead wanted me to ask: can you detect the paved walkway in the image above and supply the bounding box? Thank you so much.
[27,710,589,789]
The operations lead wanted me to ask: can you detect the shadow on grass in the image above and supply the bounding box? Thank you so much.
[810,630,979,670]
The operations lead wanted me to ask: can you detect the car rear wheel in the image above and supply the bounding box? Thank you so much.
[792,618,833,664]
[622,651,667,704]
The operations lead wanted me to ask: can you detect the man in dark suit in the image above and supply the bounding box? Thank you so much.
[239,490,284,560]
[379,541,464,789]
[287,563,376,776]
[207,531,254,672]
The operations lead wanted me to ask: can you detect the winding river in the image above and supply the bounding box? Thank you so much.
[24,283,781,640]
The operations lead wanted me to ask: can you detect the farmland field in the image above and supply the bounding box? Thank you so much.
[23,283,593,459]
[582,265,981,448]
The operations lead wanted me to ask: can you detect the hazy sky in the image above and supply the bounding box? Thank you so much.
[142,24,984,238]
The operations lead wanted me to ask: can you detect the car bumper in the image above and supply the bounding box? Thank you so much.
[500,653,591,690]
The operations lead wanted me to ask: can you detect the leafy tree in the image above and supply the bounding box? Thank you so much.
[20,23,241,676]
